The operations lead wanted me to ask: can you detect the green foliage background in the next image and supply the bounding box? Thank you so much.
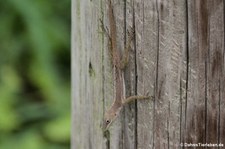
[0,0,70,148]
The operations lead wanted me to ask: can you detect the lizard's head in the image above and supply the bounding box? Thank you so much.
[101,107,121,131]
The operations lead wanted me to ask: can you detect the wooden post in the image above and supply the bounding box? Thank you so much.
[72,0,225,148]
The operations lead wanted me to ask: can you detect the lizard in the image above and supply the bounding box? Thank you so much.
[101,0,154,131]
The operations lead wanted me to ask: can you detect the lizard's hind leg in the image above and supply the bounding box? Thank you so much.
[99,19,111,40]
[122,95,154,105]
[120,27,135,69]
[99,18,114,66]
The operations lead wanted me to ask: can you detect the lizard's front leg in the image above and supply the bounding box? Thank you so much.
[122,95,154,105]
[120,27,135,69]
[99,18,114,66]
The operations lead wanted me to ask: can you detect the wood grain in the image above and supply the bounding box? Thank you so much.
[206,0,224,145]
[185,1,225,149]
[72,0,105,148]
[185,0,208,146]
[135,0,158,148]
[72,0,225,148]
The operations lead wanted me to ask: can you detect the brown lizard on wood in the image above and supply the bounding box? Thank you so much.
[101,0,154,131]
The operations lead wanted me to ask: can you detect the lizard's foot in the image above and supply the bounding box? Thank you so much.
[122,95,154,105]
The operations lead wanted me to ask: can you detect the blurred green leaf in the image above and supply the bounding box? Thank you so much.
[0,66,21,131]
[0,130,47,149]
[0,0,70,148]
[44,114,71,143]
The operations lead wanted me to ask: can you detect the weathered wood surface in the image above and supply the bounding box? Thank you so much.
[135,0,187,148]
[71,0,105,148]
[185,1,225,149]
[72,0,225,148]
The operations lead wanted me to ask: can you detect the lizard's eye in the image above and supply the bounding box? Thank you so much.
[106,120,110,124]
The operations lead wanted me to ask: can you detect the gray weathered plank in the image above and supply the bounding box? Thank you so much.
[206,0,224,145]
[154,0,187,148]
[135,0,187,148]
[134,0,158,148]
[185,0,208,147]
[72,0,105,148]
[185,1,225,149]
[123,0,137,149]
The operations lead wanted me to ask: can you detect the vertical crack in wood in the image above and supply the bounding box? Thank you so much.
[123,0,126,149]
[204,0,209,144]
[154,0,160,148]
[205,57,208,144]
[184,0,189,147]
[218,80,221,146]
[167,102,170,149]
[221,0,225,144]
[179,78,183,149]
[132,0,138,148]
